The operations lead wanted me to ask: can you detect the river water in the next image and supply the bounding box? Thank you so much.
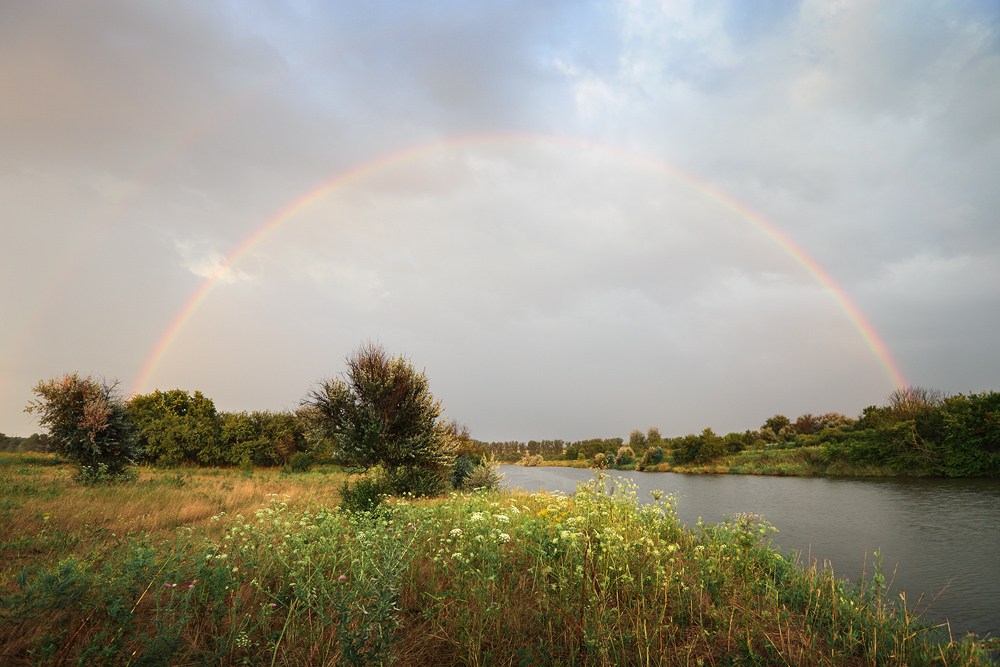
[499,465,1000,641]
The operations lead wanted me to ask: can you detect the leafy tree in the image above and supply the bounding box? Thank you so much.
[628,429,647,450]
[222,410,306,467]
[127,389,223,466]
[303,341,456,495]
[674,428,725,465]
[646,426,662,444]
[25,373,140,479]
[762,415,791,434]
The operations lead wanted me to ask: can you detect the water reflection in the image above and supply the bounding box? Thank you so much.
[500,465,1000,639]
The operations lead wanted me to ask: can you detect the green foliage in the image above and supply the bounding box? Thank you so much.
[450,455,479,489]
[824,390,1000,477]
[614,445,636,466]
[24,373,140,480]
[462,457,504,491]
[0,432,51,453]
[635,445,665,471]
[340,476,388,514]
[304,341,455,496]
[127,389,223,466]
[221,410,305,468]
[628,429,647,450]
[763,414,791,434]
[673,428,726,465]
[287,451,313,473]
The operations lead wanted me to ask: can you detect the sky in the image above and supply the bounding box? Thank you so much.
[2,0,999,442]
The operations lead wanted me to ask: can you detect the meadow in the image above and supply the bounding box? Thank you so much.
[1,453,995,666]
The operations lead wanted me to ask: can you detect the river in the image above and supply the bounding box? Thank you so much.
[499,465,1000,641]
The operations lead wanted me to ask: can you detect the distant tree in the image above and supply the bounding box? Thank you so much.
[25,373,140,480]
[646,426,662,444]
[887,386,944,421]
[127,389,223,466]
[222,410,306,467]
[303,341,456,495]
[794,414,819,435]
[762,415,791,434]
[628,429,647,450]
[674,428,725,465]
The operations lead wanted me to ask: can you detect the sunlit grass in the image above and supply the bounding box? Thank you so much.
[0,455,993,666]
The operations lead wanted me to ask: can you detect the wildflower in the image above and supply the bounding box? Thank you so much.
[338,574,347,581]
[498,533,511,543]
[408,525,416,531]
[496,514,509,524]
[188,584,195,588]
[470,512,484,522]
[450,528,463,537]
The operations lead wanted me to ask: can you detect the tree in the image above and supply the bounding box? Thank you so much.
[127,389,223,466]
[25,373,140,479]
[303,341,456,494]
[628,429,647,450]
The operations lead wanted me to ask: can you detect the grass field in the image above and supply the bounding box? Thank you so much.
[1,453,995,666]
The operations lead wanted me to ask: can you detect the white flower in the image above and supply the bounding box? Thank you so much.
[450,528,463,537]
[498,533,511,543]
[470,513,484,522]
[495,514,510,524]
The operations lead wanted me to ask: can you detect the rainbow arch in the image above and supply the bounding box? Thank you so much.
[130,133,907,395]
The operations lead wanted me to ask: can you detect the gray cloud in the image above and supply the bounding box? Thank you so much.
[3,0,998,441]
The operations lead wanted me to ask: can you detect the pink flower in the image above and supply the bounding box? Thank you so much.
[164,583,171,588]
[338,574,347,581]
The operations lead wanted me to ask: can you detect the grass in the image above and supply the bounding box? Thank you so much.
[0,453,995,666]
[531,447,920,478]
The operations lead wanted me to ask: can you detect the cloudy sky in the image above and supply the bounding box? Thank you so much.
[3,0,998,442]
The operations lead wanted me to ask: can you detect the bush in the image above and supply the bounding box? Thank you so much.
[635,446,665,471]
[592,452,608,469]
[381,465,448,498]
[303,341,456,495]
[25,374,140,481]
[340,475,388,514]
[463,457,504,491]
[288,451,314,472]
[674,428,726,465]
[519,451,543,467]
[451,455,479,489]
[614,446,636,466]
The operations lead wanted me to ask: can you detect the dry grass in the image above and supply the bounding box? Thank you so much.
[0,453,348,576]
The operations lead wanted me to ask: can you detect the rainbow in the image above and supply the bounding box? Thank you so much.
[130,133,907,395]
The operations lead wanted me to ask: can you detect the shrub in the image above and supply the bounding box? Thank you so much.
[303,341,456,496]
[451,455,479,489]
[614,446,636,466]
[340,475,388,514]
[592,452,608,469]
[674,428,726,465]
[288,451,314,472]
[463,457,504,491]
[25,373,140,481]
[519,451,543,467]
[635,445,665,471]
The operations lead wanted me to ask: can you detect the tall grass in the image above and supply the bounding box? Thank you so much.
[0,455,994,665]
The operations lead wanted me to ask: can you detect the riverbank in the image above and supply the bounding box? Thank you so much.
[520,445,950,477]
[1,454,996,665]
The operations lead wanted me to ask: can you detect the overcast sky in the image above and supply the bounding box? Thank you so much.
[3,0,998,442]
